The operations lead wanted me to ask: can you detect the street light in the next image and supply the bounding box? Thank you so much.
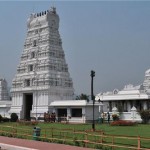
[95,94,104,123]
[33,70,38,120]
[91,70,95,131]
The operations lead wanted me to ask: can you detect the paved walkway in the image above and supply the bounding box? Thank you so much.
[0,136,93,150]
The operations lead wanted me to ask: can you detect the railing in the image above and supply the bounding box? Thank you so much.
[0,125,150,150]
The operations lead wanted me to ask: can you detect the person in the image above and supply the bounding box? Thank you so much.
[101,112,104,123]
[44,112,46,122]
[107,112,110,124]
[53,112,56,122]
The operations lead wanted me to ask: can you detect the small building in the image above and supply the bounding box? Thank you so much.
[50,100,102,123]
[0,79,11,117]
[96,84,149,112]
[95,69,150,122]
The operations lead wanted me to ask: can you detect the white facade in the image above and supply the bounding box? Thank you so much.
[9,7,74,119]
[95,69,150,121]
[0,79,10,101]
[50,100,101,123]
[0,79,11,117]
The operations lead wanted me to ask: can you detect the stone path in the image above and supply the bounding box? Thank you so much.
[0,136,93,150]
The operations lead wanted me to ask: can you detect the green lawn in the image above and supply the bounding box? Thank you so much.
[1,122,149,137]
[0,122,150,150]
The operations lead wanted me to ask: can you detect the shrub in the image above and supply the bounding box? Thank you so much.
[112,114,119,121]
[2,117,10,122]
[110,120,136,126]
[10,113,18,122]
[0,114,2,122]
[139,110,150,124]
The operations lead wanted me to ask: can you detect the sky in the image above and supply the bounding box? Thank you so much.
[0,1,150,96]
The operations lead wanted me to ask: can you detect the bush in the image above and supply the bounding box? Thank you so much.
[112,114,119,121]
[2,117,10,122]
[139,110,150,124]
[110,120,136,126]
[10,113,18,122]
[0,115,2,122]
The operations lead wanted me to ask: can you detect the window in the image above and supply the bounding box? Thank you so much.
[147,100,150,109]
[71,108,82,117]
[35,30,38,34]
[33,40,37,47]
[28,65,33,71]
[25,79,30,87]
[31,52,35,58]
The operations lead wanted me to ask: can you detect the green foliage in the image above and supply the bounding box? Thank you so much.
[10,113,18,122]
[2,117,10,122]
[139,110,150,124]
[0,114,2,122]
[94,144,102,149]
[41,138,49,142]
[102,146,112,150]
[112,114,119,121]
[16,135,24,139]
[76,93,89,101]
[74,137,80,146]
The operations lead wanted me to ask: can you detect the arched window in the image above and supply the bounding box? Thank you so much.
[31,51,35,58]
[33,40,37,47]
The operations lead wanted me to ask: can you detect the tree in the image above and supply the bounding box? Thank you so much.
[76,93,89,102]
[139,110,150,124]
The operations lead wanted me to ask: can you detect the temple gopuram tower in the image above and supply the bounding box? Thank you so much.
[9,7,74,120]
[0,79,10,101]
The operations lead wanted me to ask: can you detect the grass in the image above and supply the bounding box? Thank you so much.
[0,122,150,150]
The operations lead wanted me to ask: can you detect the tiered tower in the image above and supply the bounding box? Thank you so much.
[143,69,150,92]
[0,79,10,101]
[10,7,74,119]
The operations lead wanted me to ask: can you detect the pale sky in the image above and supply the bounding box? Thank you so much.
[0,1,150,96]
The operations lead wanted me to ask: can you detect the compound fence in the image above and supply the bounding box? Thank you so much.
[0,125,150,150]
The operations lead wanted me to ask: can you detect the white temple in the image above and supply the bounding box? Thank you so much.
[0,79,11,117]
[9,7,74,120]
[95,69,150,122]
[0,6,150,122]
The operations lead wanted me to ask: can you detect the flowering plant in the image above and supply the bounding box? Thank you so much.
[112,114,119,121]
[110,120,136,126]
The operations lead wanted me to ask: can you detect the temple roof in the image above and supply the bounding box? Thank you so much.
[95,84,148,101]
[50,100,87,106]
[145,69,150,76]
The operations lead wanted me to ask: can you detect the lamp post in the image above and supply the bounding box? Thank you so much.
[91,70,95,131]
[95,95,104,123]
[33,70,38,120]
[98,99,103,113]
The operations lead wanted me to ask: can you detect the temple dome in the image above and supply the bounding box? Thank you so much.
[145,69,150,76]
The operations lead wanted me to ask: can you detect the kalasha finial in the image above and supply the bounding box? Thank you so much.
[50,6,56,14]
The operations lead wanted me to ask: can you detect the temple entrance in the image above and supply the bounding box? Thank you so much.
[23,93,33,120]
[57,108,67,122]
[57,108,67,117]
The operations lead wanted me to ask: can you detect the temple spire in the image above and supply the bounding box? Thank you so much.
[10,6,74,119]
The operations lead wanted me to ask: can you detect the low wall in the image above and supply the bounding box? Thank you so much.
[104,111,142,122]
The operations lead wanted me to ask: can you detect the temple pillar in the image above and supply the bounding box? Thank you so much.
[131,106,137,121]
[143,101,147,110]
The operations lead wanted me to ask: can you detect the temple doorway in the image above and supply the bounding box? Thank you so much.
[57,108,67,117]
[57,108,67,122]
[23,93,33,120]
